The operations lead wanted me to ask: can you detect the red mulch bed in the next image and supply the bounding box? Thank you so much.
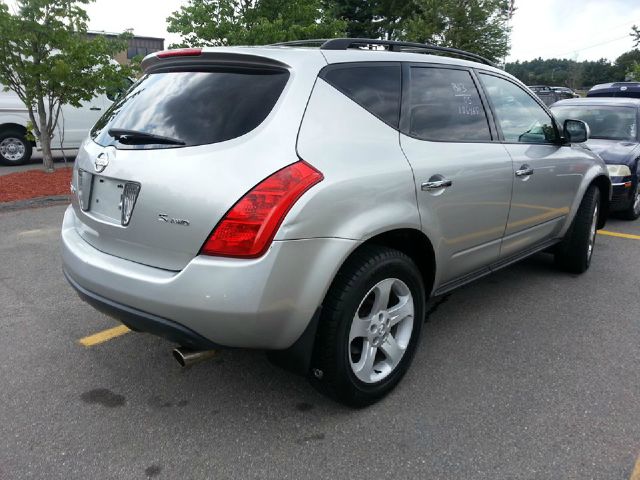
[0,167,72,203]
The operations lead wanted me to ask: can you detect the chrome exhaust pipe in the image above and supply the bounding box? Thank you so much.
[172,347,218,367]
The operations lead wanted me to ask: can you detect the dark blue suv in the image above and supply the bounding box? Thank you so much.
[587,82,640,99]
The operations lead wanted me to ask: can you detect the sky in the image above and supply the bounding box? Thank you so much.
[5,0,640,62]
[506,0,640,62]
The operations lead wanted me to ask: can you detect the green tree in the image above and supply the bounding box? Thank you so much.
[167,0,346,47]
[614,49,640,80]
[169,0,511,62]
[0,0,133,171]
[327,0,380,38]
[505,56,625,89]
[632,25,639,47]
[400,0,512,62]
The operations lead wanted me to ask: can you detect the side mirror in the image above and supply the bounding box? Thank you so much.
[563,119,589,143]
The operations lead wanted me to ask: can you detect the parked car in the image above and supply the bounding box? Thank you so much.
[528,85,578,105]
[551,86,579,98]
[62,39,611,406]
[587,82,640,99]
[528,85,559,106]
[552,97,640,219]
[0,85,126,165]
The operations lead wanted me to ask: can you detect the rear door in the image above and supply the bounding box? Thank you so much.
[399,65,513,286]
[478,72,585,259]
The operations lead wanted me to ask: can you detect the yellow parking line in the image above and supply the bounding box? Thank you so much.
[629,453,640,480]
[600,230,640,240]
[79,325,130,347]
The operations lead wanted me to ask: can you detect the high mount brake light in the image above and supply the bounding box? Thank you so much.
[157,48,203,59]
[200,161,323,258]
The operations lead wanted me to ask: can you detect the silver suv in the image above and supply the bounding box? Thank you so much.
[62,39,611,406]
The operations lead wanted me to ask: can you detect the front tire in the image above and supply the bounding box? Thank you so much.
[555,186,600,274]
[309,245,425,407]
[0,129,32,166]
[620,181,640,221]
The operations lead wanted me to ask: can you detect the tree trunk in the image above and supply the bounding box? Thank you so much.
[36,98,54,172]
[40,130,54,172]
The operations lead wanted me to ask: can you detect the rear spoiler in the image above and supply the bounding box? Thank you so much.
[141,48,291,74]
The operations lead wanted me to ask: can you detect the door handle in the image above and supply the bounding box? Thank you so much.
[89,107,102,111]
[515,166,534,177]
[421,179,453,191]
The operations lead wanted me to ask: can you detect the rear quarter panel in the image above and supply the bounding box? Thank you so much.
[284,79,420,241]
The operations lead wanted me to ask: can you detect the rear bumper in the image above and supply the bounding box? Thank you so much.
[61,206,357,349]
[64,270,222,350]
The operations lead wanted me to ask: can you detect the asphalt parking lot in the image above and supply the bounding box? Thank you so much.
[1,205,639,480]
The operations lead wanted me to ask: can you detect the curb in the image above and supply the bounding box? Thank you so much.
[0,195,70,212]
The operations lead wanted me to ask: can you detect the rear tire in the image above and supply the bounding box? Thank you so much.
[0,129,32,166]
[620,181,640,221]
[555,186,600,274]
[309,245,425,407]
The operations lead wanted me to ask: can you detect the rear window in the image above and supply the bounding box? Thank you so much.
[91,69,290,149]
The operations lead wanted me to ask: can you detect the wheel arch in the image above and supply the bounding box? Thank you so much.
[0,122,35,146]
[562,169,611,237]
[268,228,437,376]
[354,228,437,297]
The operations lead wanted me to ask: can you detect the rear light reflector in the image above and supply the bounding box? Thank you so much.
[157,48,202,58]
[201,161,323,258]
[121,182,141,226]
[77,169,93,211]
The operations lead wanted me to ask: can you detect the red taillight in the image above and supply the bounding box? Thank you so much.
[201,161,323,258]
[157,48,202,58]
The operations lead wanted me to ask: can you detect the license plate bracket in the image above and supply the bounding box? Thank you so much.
[87,175,128,224]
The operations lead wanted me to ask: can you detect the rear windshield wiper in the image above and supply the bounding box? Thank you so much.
[108,128,186,146]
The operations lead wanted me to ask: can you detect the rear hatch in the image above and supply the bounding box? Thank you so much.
[71,48,324,270]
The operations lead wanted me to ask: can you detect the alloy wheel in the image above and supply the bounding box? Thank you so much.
[348,277,414,384]
[587,202,598,261]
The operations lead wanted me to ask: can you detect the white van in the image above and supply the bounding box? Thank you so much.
[0,87,118,165]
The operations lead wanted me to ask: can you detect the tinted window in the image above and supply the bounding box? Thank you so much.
[480,74,557,144]
[552,105,637,141]
[91,69,290,149]
[322,65,401,128]
[406,67,491,142]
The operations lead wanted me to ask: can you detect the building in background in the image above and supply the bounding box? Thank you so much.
[87,31,165,65]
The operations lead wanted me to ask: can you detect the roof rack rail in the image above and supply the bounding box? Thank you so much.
[270,39,330,47]
[269,38,495,67]
[322,38,495,66]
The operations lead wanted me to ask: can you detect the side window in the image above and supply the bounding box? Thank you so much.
[321,65,401,128]
[480,73,558,144]
[406,67,491,142]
